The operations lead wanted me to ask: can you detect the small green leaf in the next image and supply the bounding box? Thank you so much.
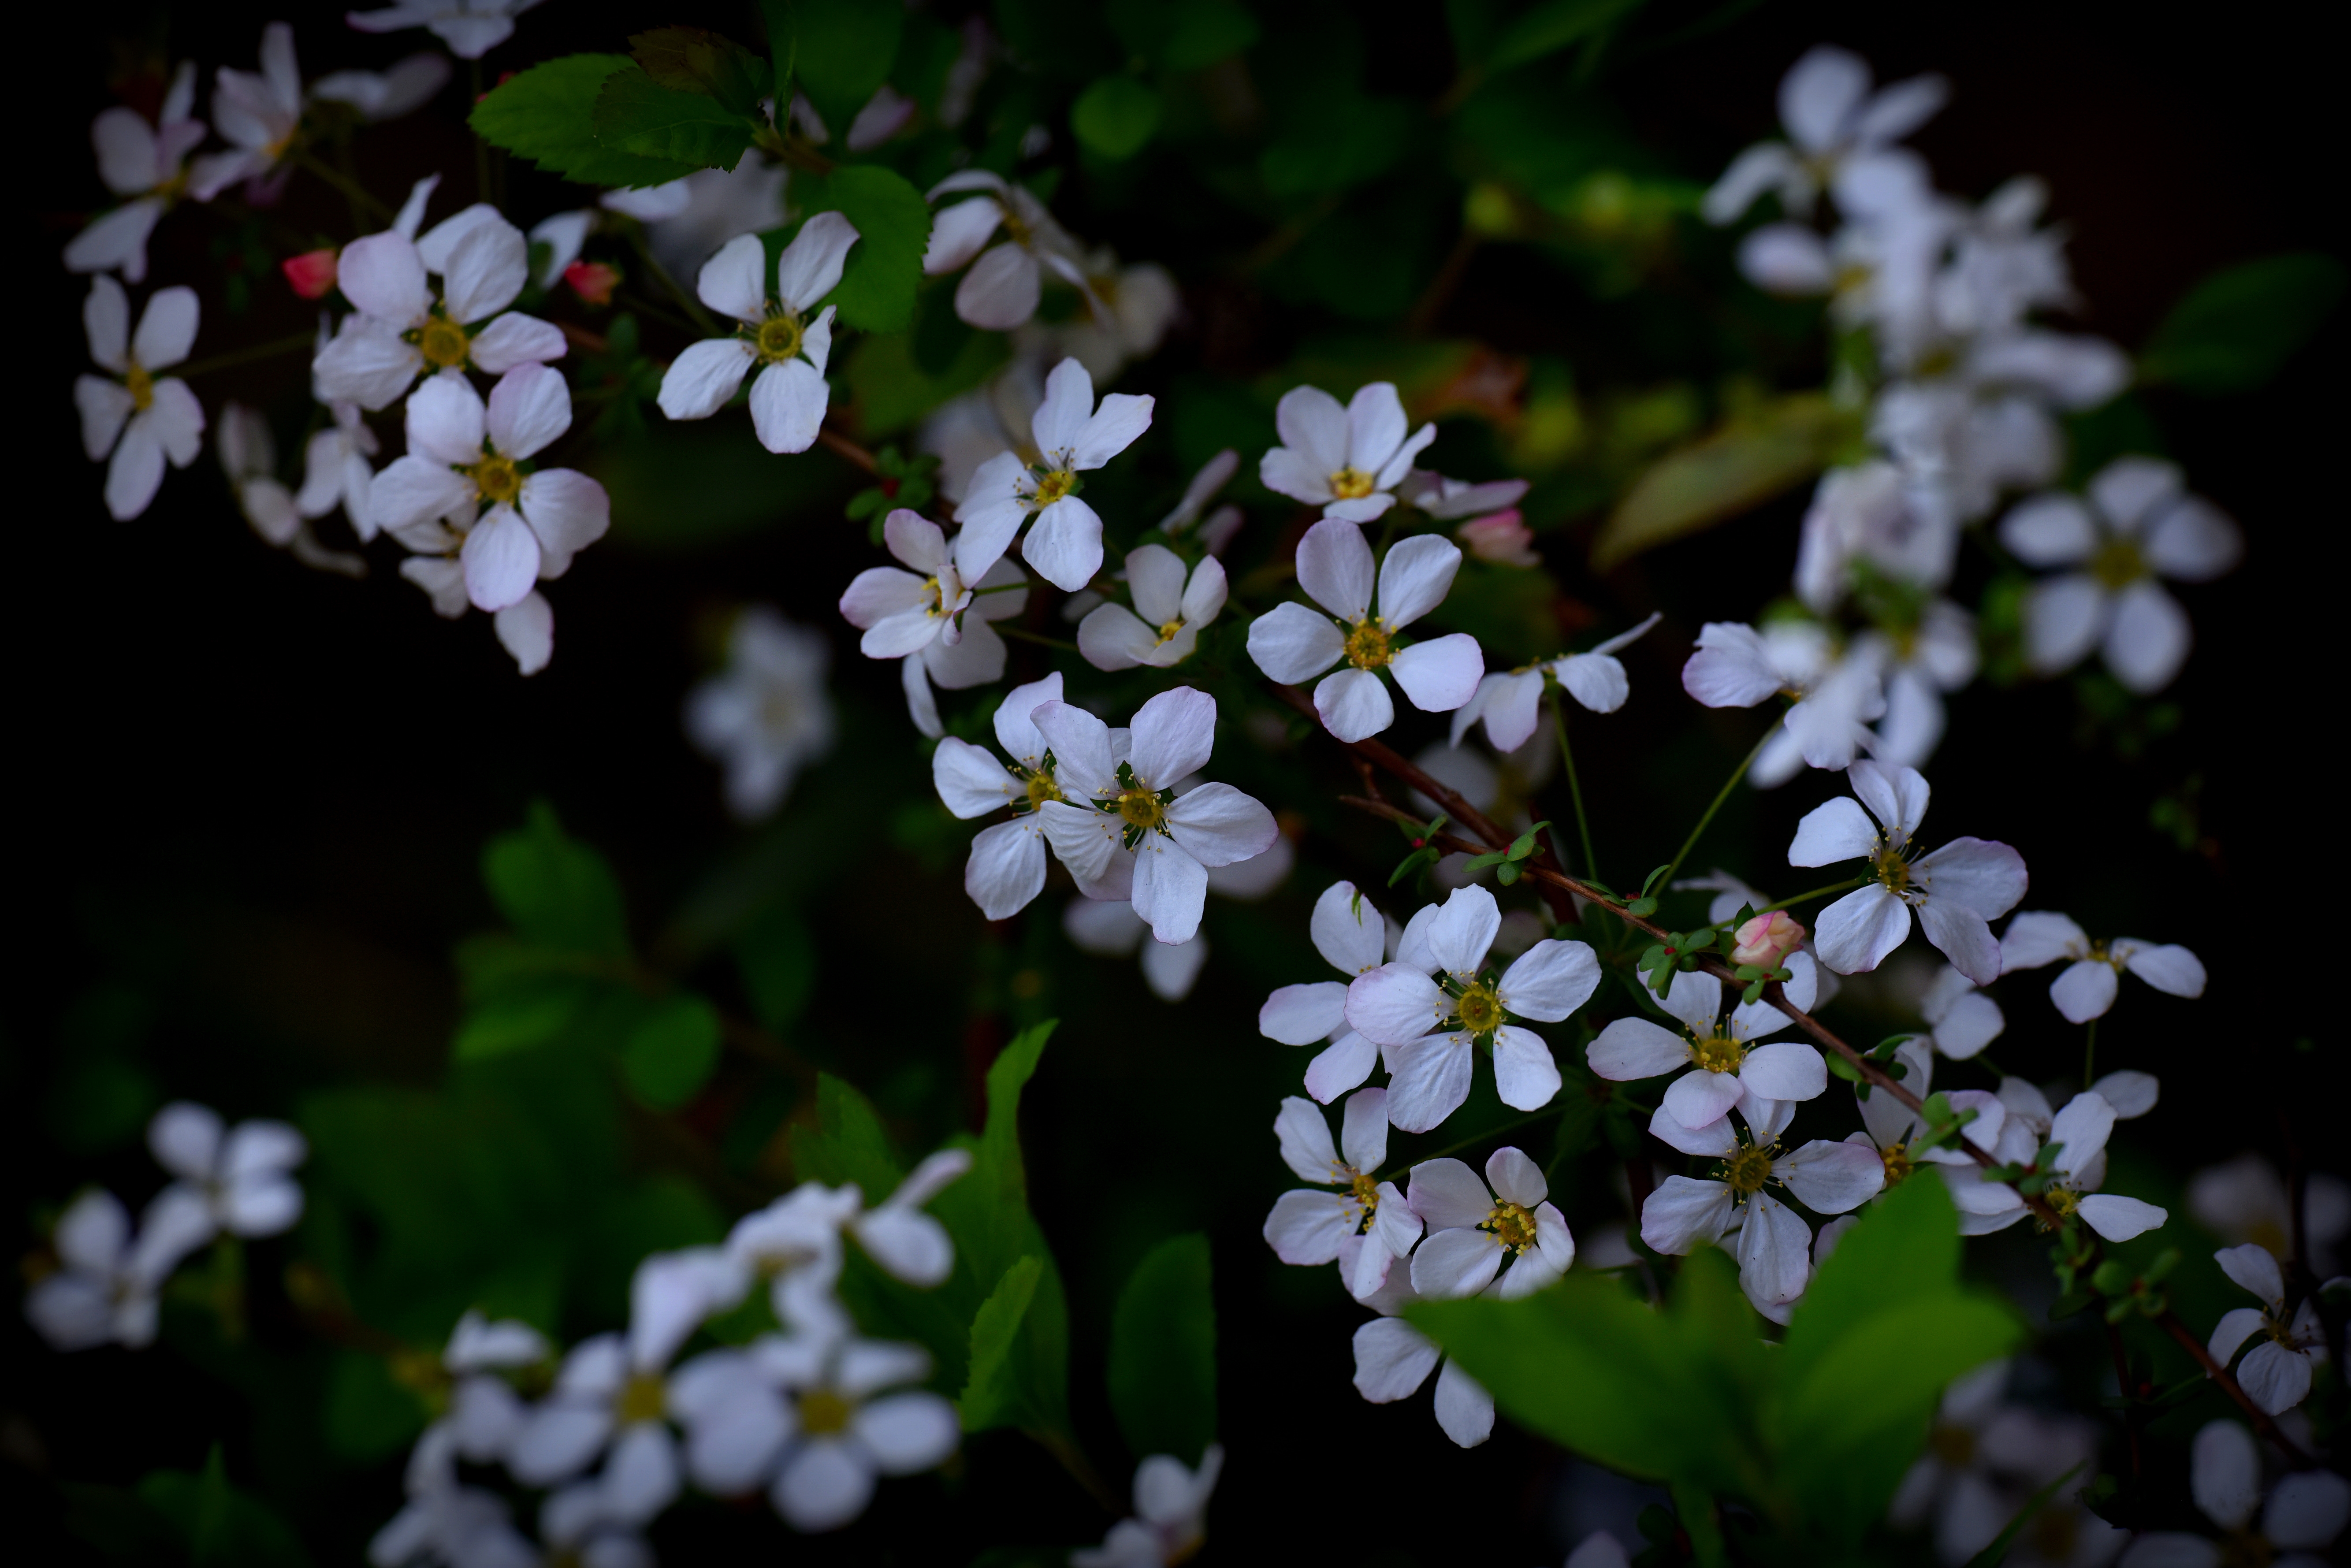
[621,994,722,1110]
[957,1255,1044,1432]
[471,54,696,188]
[2139,252,2347,394]
[788,164,933,333]
[785,0,904,137]
[452,974,595,1061]
[1071,75,1162,160]
[482,802,631,958]
[1625,896,1659,917]
[630,26,774,114]
[592,67,755,171]
[1592,394,1864,570]
[1484,0,1646,74]
[790,1072,904,1198]
[1107,1233,1218,1467]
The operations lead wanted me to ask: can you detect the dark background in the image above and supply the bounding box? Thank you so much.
[7,1,2336,1562]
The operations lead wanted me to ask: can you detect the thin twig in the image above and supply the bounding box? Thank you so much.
[2157,1311,2314,1467]
[174,331,322,379]
[817,424,880,475]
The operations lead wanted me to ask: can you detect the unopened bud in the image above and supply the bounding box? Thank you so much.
[1730,910,1805,968]
[282,247,338,300]
[1455,509,1540,567]
[564,260,621,307]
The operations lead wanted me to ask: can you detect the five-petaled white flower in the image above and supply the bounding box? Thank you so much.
[1259,881,1398,1104]
[2117,1419,2351,1568]
[685,607,837,821]
[65,62,205,283]
[2207,1245,2336,1417]
[1788,760,2026,985]
[933,673,1135,919]
[148,1100,308,1240]
[1586,957,1828,1131]
[839,508,1017,663]
[1642,1096,1886,1319]
[657,216,859,454]
[1351,1269,1495,1449]
[1949,1091,2168,1242]
[1259,381,1436,523]
[1999,457,2242,695]
[1264,1090,1421,1300]
[1703,44,1948,224]
[1916,964,2004,1060]
[1028,688,1278,945]
[1346,884,1600,1133]
[754,1326,962,1532]
[1407,1148,1576,1300]
[77,277,205,521]
[347,0,546,59]
[956,357,1154,591]
[1077,545,1228,671]
[313,201,565,411]
[1997,910,2206,1025]
[921,170,1089,331]
[25,1187,214,1352]
[1451,613,1663,752]
[1246,518,1485,743]
[1683,620,1887,784]
[189,23,306,201]
[1072,1446,1225,1568]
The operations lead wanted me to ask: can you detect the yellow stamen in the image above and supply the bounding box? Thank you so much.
[617,1372,666,1426]
[2091,538,2146,591]
[1484,1200,1539,1252]
[1328,466,1376,500]
[1881,1142,1913,1187]
[1117,789,1166,831]
[1690,1031,1745,1074]
[1454,981,1503,1036]
[467,453,522,506]
[417,315,470,370]
[125,361,155,413]
[1031,468,1076,508]
[1343,619,1393,670]
[1722,1145,1773,1195]
[1155,618,1186,645]
[797,1389,852,1435]
[1023,772,1063,810]
[755,310,804,364]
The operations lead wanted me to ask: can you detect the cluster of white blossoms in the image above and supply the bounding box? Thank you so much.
[369,1155,972,1564]
[27,1102,307,1352]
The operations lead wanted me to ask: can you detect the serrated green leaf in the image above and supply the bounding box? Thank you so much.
[789,1072,904,1197]
[482,802,632,958]
[1071,75,1161,160]
[1107,1234,1217,1466]
[789,164,932,332]
[630,26,773,115]
[2139,251,2347,394]
[620,994,721,1109]
[958,1255,1043,1431]
[470,54,696,188]
[785,0,904,136]
[1592,394,1864,570]
[592,67,755,171]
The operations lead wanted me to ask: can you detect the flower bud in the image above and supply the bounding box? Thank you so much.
[564,260,621,307]
[1730,910,1804,968]
[281,248,338,300]
[1456,509,1540,567]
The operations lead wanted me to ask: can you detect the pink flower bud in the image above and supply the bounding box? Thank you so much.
[564,260,621,308]
[282,248,338,300]
[1455,509,1540,567]
[1730,910,1804,968]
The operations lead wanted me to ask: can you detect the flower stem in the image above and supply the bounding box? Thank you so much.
[1655,726,1774,895]
[1551,696,1598,882]
[1759,877,1862,914]
[1376,1103,1560,1183]
[626,227,718,336]
[996,626,1079,653]
[174,331,321,379]
[294,151,391,225]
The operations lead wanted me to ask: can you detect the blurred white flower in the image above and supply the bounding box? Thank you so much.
[65,63,206,282]
[1074,1446,1225,1568]
[685,607,837,820]
[347,0,547,60]
[922,170,1089,331]
[148,1100,307,1238]
[76,276,204,520]
[25,1188,212,1351]
[2207,1245,2333,1416]
[1704,44,1947,223]
[1998,912,2205,1023]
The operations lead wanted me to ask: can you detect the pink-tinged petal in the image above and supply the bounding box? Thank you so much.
[1340,1088,1390,1172]
[2076,1193,2166,1243]
[1021,495,1105,592]
[1384,1035,1473,1133]
[1663,1068,1745,1129]
[1344,382,1408,475]
[933,737,1016,819]
[990,670,1060,765]
[964,819,1047,919]
[1347,964,1447,1048]
[1128,684,1217,785]
[1376,536,1462,631]
[1556,650,1630,713]
[1787,797,1882,870]
[440,216,527,323]
[1738,1042,1826,1102]
[1481,1148,1545,1211]
[1641,1177,1735,1254]
[955,242,1040,329]
[311,317,422,411]
[922,197,1003,274]
[1275,384,1350,476]
[1246,601,1344,684]
[922,614,1007,687]
[1587,1017,1689,1081]
[838,566,928,630]
[1682,622,1782,707]
[749,359,830,454]
[1351,1319,1439,1402]
[862,608,942,660]
[1314,667,1395,742]
[775,210,859,312]
[338,231,430,323]
[1411,1226,1504,1300]
[1389,634,1484,713]
[1304,1033,1378,1103]
[462,505,543,612]
[1490,1026,1560,1111]
[1813,885,1910,974]
[371,455,472,534]
[1847,760,1929,841]
[468,311,567,374]
[1263,1189,1351,1265]
[1259,443,1334,505]
[1296,516,1375,620]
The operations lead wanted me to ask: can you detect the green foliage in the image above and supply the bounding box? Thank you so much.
[592,67,756,172]
[1592,394,1864,569]
[481,802,630,959]
[1483,0,1648,75]
[2139,251,2347,394]
[1106,0,1260,67]
[138,1448,313,1568]
[621,993,722,1109]
[1072,76,1163,160]
[1261,84,1415,198]
[959,1254,1045,1431]
[789,166,934,332]
[792,1072,907,1197]
[324,1349,429,1461]
[779,0,904,136]
[470,54,696,187]
[630,26,774,115]
[1106,1233,1219,1466]
[735,903,817,1030]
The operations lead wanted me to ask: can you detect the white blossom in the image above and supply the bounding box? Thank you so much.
[657,217,859,454]
[1258,381,1436,523]
[685,607,837,820]
[312,53,451,122]
[1073,1446,1225,1568]
[1247,518,1484,743]
[147,1100,307,1239]
[1407,1148,1575,1300]
[1704,45,1947,223]
[754,1326,961,1532]
[955,357,1154,591]
[1856,601,1978,769]
[1450,614,1662,752]
[65,63,205,282]
[2206,1245,2334,1416]
[1260,881,1398,1104]
[369,1423,538,1568]
[1077,545,1227,670]
[922,170,1090,331]
[1918,964,2004,1060]
[1264,1091,1421,1300]
[347,0,547,60]
[1891,1360,2118,1568]
[1587,958,1828,1130]
[1949,1092,2167,1242]
[1029,254,1180,382]
[1349,1263,1495,1449]
[25,1187,213,1351]
[934,673,1125,918]
[1998,911,2206,1024]
[76,276,204,520]
[188,23,306,201]
[1844,1040,2006,1186]
[2117,1419,2350,1568]
[2188,1155,2351,1276]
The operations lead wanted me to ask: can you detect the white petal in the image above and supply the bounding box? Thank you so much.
[963,820,1047,920]
[1490,1026,1562,1111]
[463,506,543,612]
[339,232,431,323]
[852,1392,959,1474]
[955,242,1041,330]
[659,338,755,420]
[1586,1018,1690,1081]
[2076,1193,2167,1242]
[1351,1319,1438,1402]
[1131,839,1209,945]
[696,233,768,323]
[1313,667,1395,742]
[2023,575,2108,674]
[132,287,200,370]
[1788,797,1879,866]
[1384,1034,1473,1133]
[1775,1139,1886,1213]
[750,359,831,454]
[2049,960,2118,1023]
[1296,517,1376,620]
[775,210,859,312]
[1128,684,1218,786]
[1021,495,1105,592]
[772,1440,877,1532]
[1311,881,1386,975]
[1497,940,1599,1021]
[1998,494,2098,566]
[1389,634,1485,713]
[465,311,567,374]
[1640,1178,1735,1254]
[2264,1469,2351,1549]
[2122,943,2205,997]
[1411,1226,1505,1299]
[1813,885,1912,974]
[1246,602,1345,685]
[1304,1033,1379,1103]
[486,362,571,460]
[2103,580,2192,694]
[1274,385,1351,476]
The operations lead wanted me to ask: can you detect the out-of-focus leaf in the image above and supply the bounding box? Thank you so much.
[450,972,595,1061]
[1592,393,1860,569]
[735,904,816,1030]
[593,67,755,171]
[958,1254,1044,1431]
[789,165,932,332]
[471,54,695,188]
[846,317,1012,436]
[324,1349,429,1461]
[782,0,904,136]
[1106,0,1258,67]
[621,993,721,1109]
[138,1448,313,1568]
[482,803,632,959]
[790,1072,906,1198]
[630,26,773,115]
[1261,85,1414,197]
[1484,0,1648,75]
[1072,76,1162,160]
[2138,252,2347,394]
[1106,1233,1218,1466]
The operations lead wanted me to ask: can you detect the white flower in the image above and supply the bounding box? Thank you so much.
[1030,255,1180,382]
[65,63,205,282]
[934,673,1120,918]
[25,1187,213,1351]
[1264,1091,1421,1300]
[1856,601,1978,769]
[347,0,546,59]
[148,1100,307,1238]
[1918,964,2004,1060]
[2117,1419,2351,1568]
[434,1310,551,1469]
[188,23,305,201]
[725,1158,970,1338]
[1793,461,1960,613]
[297,365,383,540]
[922,170,1087,330]
[1407,1147,1575,1300]
[1703,44,1947,223]
[1028,687,1278,945]
[368,1423,539,1568]
[76,276,205,521]
[2188,1155,2351,1276]
[1788,760,2027,985]
[1062,899,1209,1001]
[1350,1263,1495,1448]
[657,218,859,454]
[955,357,1154,591]
[1258,381,1437,523]
[311,53,451,122]
[1641,1096,1885,1319]
[1999,458,2242,694]
[217,401,301,546]
[1246,518,1484,743]
[1587,957,1828,1130]
[1077,546,1228,670]
[536,1481,651,1568]
[1937,177,2076,340]
[1890,1361,2116,1568]
[640,163,789,279]
[839,512,1028,736]
[755,1328,961,1532]
[1259,881,1399,1104]
[2207,1245,2334,1416]
[1681,620,1886,783]
[313,203,565,411]
[1346,884,1600,1132]
[1997,911,2205,1024]
[1395,468,1531,520]
[1845,1040,2006,1185]
[1949,1092,2168,1242]
[1072,1446,1225,1568]
[685,607,837,820]
[1450,613,1663,751]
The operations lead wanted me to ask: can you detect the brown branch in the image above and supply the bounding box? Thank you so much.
[2158,1311,2314,1468]
[817,423,880,475]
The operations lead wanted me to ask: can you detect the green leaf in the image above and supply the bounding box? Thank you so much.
[784,0,904,137]
[621,994,722,1109]
[452,973,596,1061]
[470,54,696,188]
[2139,252,2347,394]
[138,1448,313,1568]
[1106,1233,1218,1466]
[1071,76,1162,160]
[789,165,933,332]
[734,904,817,1030]
[1484,0,1648,74]
[592,67,755,172]
[324,1350,429,1461]
[790,1072,905,1198]
[630,27,773,115]
[1594,393,1866,569]
[1261,90,1415,197]
[482,802,631,958]
[957,1254,1044,1431]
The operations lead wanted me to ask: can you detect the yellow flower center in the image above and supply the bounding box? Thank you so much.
[1870,837,1913,894]
[616,1371,666,1426]
[1343,618,1393,670]
[2091,537,2147,591]
[1881,1142,1913,1187]
[416,314,470,370]
[1483,1200,1539,1252]
[1722,1144,1774,1195]
[797,1389,853,1436]
[922,575,951,617]
[1690,1031,1745,1074]
[1031,467,1077,508]
[755,310,804,364]
[1328,466,1376,500]
[1454,981,1503,1036]
[1348,1170,1380,1225]
[1156,618,1186,645]
[2039,1186,2082,1231]
[124,361,155,412]
[1022,771,1063,810]
[1117,788,1166,831]
[467,453,523,506]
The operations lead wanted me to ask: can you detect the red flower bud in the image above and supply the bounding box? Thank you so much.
[564,260,621,308]
[282,248,338,300]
